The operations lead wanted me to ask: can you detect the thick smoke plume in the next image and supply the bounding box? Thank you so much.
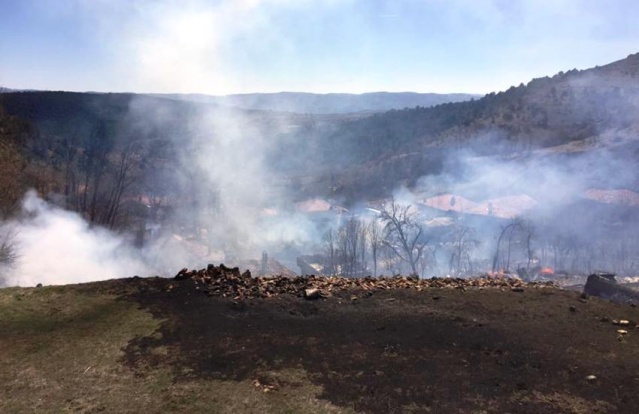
[0,191,198,286]
[0,100,322,287]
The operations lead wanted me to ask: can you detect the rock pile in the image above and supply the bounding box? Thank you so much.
[174,264,556,300]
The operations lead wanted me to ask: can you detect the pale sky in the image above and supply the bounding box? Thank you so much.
[1,0,638,95]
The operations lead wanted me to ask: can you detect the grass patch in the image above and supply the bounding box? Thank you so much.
[0,285,162,413]
[0,284,352,413]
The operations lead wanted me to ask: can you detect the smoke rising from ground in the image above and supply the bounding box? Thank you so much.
[4,105,639,286]
[3,44,639,285]
[0,190,209,287]
[2,191,146,286]
[405,136,639,276]
[0,94,325,287]
[134,94,324,249]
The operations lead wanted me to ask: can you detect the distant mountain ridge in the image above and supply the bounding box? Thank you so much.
[150,91,480,114]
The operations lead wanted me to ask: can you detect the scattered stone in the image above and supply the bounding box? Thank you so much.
[586,375,597,382]
[172,264,557,300]
[569,306,576,312]
[304,288,324,300]
[252,379,276,393]
[614,320,631,327]
[174,268,193,280]
[617,329,628,335]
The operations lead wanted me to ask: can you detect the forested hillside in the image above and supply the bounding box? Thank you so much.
[298,53,639,200]
[2,53,639,223]
[0,108,58,217]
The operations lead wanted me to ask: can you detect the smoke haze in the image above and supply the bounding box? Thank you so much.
[2,191,147,286]
[1,19,639,285]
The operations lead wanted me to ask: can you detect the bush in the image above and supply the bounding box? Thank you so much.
[0,228,19,284]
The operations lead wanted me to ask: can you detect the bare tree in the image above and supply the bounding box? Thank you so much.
[419,244,439,276]
[522,219,535,270]
[368,219,383,276]
[324,217,368,277]
[100,141,142,228]
[80,122,113,224]
[492,217,534,273]
[338,217,359,277]
[381,243,401,276]
[448,225,480,275]
[380,199,427,276]
[324,229,337,276]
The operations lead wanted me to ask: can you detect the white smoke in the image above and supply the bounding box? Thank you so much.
[1,190,180,287]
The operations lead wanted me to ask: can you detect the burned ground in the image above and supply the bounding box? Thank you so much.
[117,275,639,413]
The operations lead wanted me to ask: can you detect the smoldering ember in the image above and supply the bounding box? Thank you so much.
[4,51,639,412]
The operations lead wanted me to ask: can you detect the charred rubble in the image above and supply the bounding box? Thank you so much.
[173,264,556,300]
[583,272,639,305]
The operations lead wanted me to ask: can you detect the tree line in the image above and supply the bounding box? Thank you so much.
[319,199,639,279]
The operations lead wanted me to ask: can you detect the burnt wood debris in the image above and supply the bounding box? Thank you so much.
[174,264,556,300]
[584,273,639,305]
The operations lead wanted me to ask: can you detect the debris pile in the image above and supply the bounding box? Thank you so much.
[174,264,556,300]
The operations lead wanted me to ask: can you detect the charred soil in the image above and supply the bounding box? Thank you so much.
[118,274,639,413]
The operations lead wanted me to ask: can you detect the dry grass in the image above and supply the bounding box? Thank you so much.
[0,284,352,413]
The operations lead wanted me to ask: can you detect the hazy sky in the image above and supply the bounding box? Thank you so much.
[1,0,638,95]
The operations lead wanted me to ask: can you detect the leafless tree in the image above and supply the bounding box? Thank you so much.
[522,219,535,270]
[448,225,480,275]
[381,243,401,276]
[418,244,439,277]
[324,229,337,276]
[368,219,383,276]
[492,217,535,273]
[100,141,142,228]
[337,217,367,277]
[80,122,113,224]
[380,199,427,276]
